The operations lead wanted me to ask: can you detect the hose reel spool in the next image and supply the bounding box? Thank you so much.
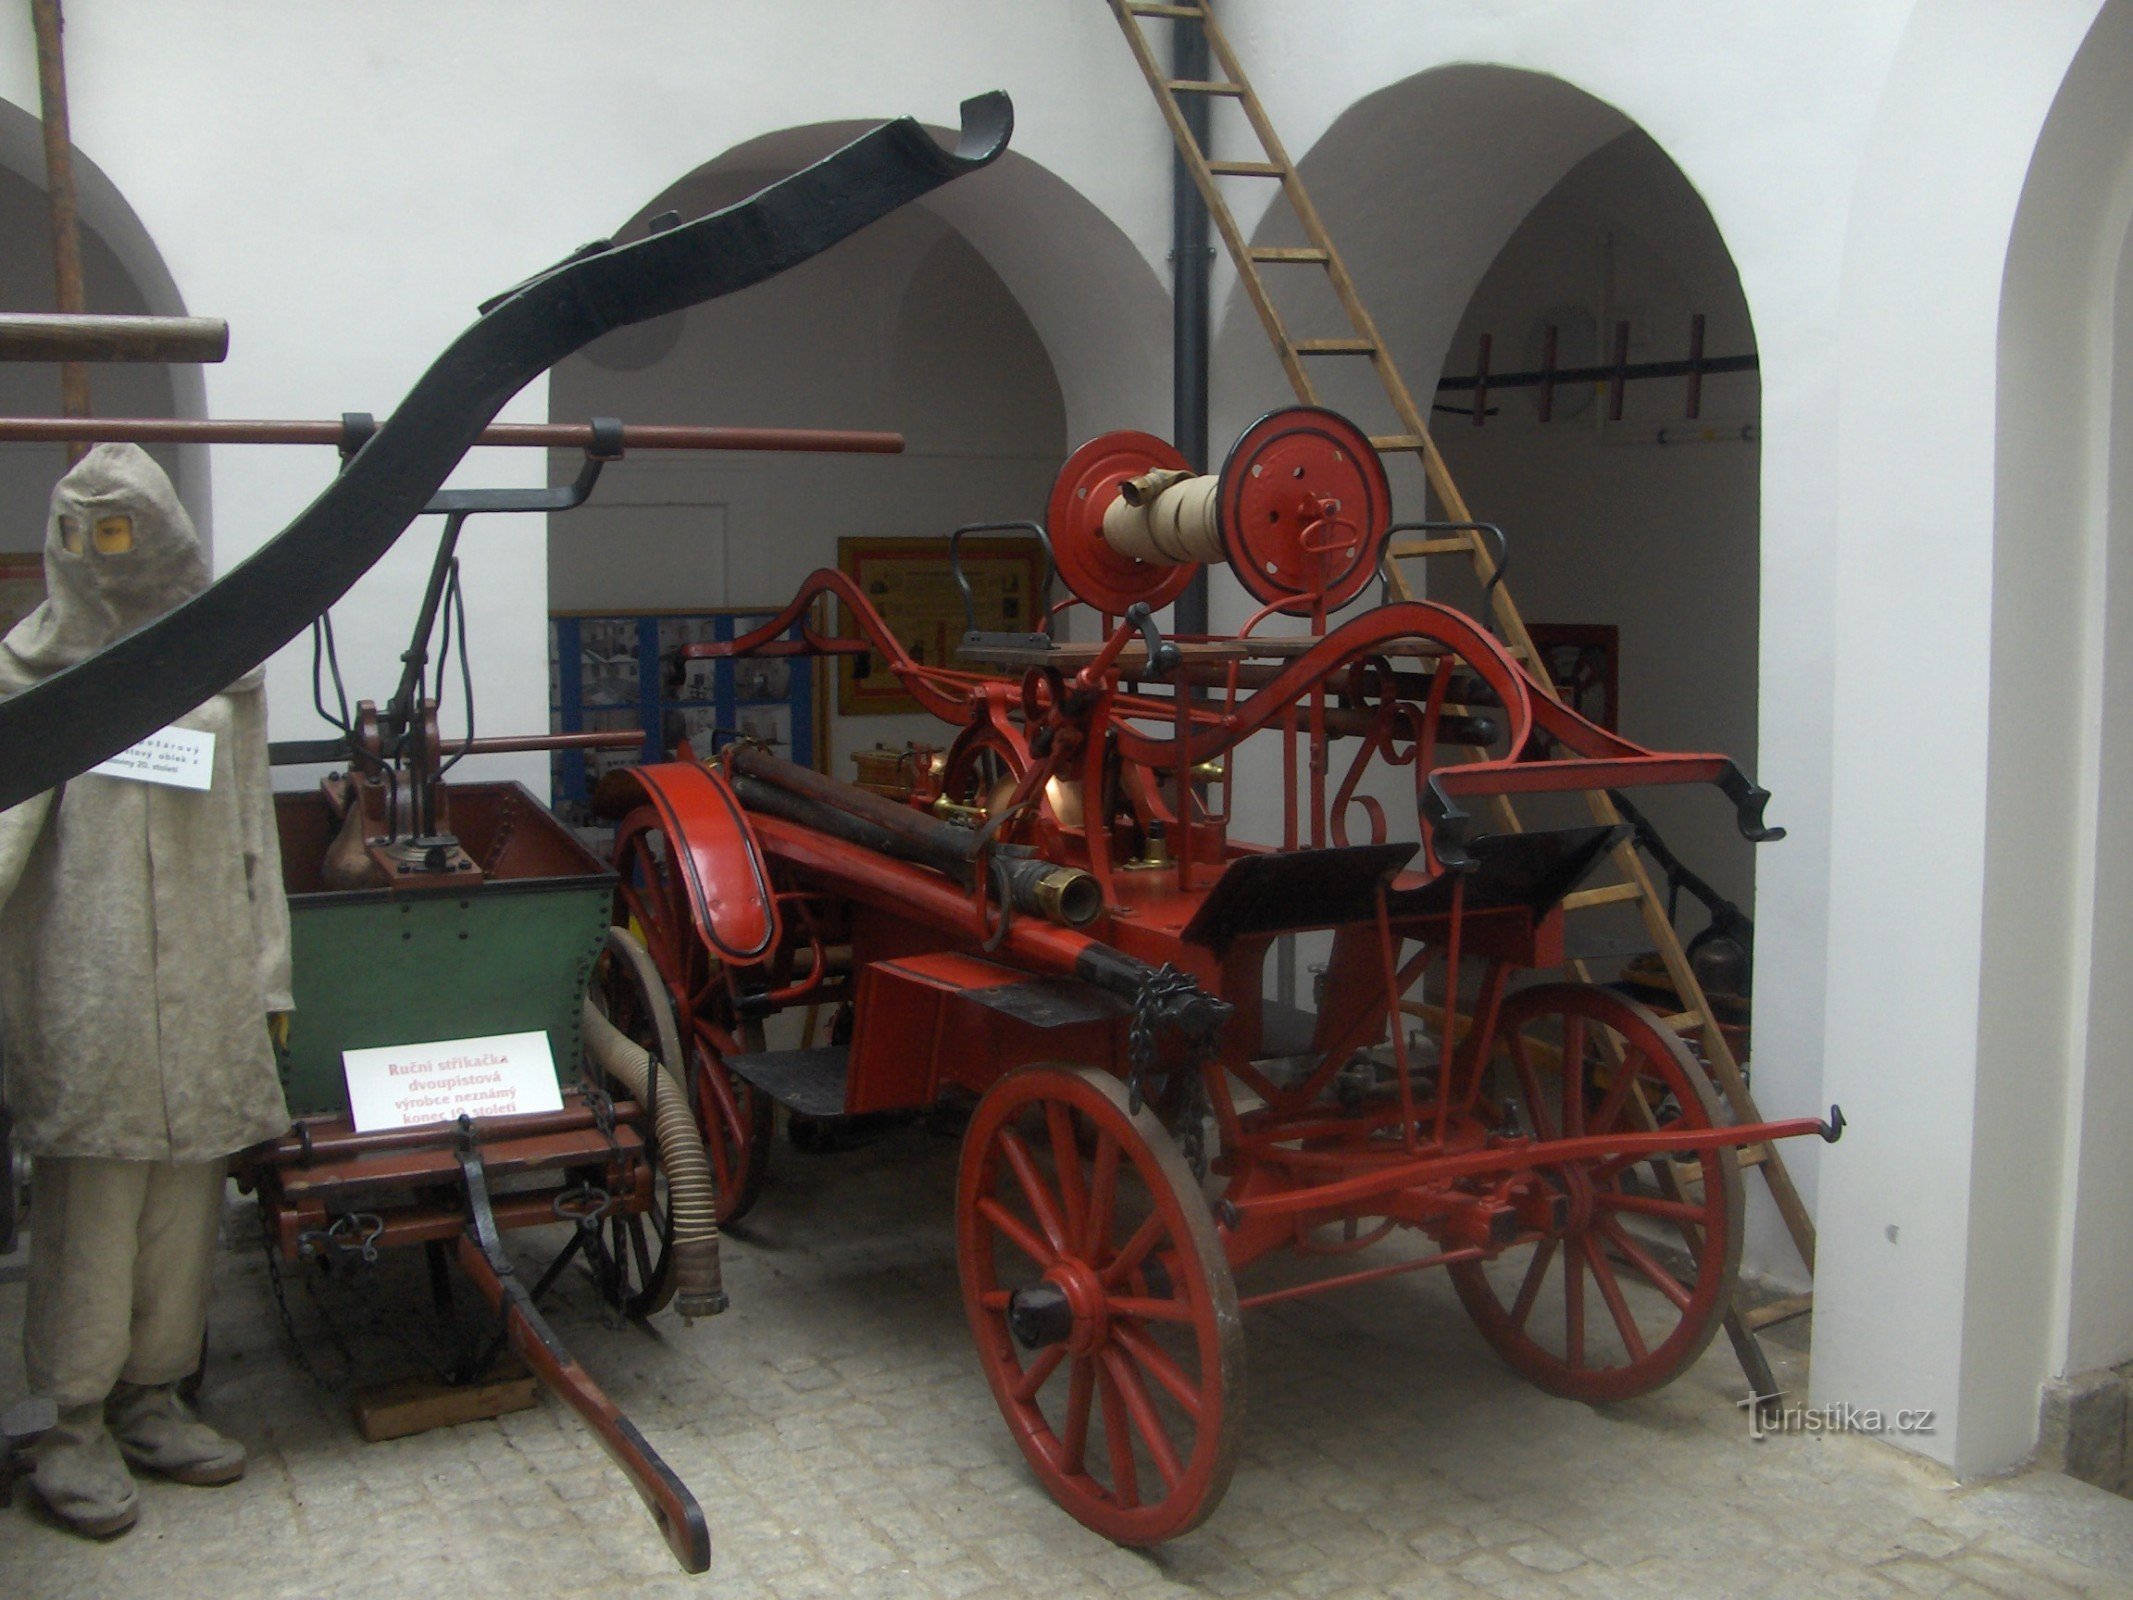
[1045,406,1392,620]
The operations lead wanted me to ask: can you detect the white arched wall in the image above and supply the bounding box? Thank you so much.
[0,94,207,548]
[547,127,1168,774]
[1819,0,2114,1477]
[1990,0,2133,1403]
[1202,63,1808,1280]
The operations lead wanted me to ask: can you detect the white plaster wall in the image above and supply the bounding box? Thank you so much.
[0,1,1177,789]
[0,158,178,548]
[1821,0,2110,1476]
[1991,0,2133,1387]
[549,186,1068,776]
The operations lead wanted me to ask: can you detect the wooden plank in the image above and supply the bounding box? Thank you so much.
[1560,882,1643,911]
[1387,537,1469,558]
[1249,246,1330,263]
[1125,2,1203,15]
[1743,1292,1813,1331]
[352,1363,539,1442]
[1295,338,1377,354]
[1208,159,1285,176]
[1164,78,1245,95]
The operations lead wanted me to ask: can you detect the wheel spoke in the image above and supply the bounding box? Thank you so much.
[1047,1103,1089,1242]
[1589,1053,1643,1135]
[1103,1347,1184,1492]
[1099,1212,1165,1288]
[999,1129,1072,1256]
[1059,1355,1095,1474]
[1508,1033,1556,1141]
[627,1216,655,1290]
[979,1195,1058,1269]
[1596,1214,1694,1312]
[1597,1189,1707,1225]
[1111,1321,1203,1421]
[1013,1342,1068,1404]
[1561,1017,1587,1138]
[1580,1233,1649,1363]
[1509,1235,1558,1330]
[1096,1361,1140,1508]
[1082,1130,1120,1258]
[1564,1240,1586,1370]
[1106,1295,1194,1324]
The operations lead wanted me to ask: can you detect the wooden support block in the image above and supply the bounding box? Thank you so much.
[1561,882,1643,911]
[1743,1292,1813,1332]
[352,1362,539,1442]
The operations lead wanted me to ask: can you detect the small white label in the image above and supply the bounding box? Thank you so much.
[90,725,216,790]
[342,1030,564,1133]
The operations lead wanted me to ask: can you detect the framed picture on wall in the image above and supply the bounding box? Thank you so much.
[836,534,1048,716]
[0,554,45,639]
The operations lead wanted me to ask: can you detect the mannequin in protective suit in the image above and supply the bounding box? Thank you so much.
[0,444,292,1537]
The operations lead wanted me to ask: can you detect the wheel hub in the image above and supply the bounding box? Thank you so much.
[1007,1259,1110,1353]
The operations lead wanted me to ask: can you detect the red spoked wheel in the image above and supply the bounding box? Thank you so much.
[1046,430,1198,617]
[1449,983,1741,1402]
[958,1066,1243,1545]
[613,806,773,1225]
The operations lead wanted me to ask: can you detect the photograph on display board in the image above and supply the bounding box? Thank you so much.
[836,534,1048,716]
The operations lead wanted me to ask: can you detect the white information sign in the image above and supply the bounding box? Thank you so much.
[90,725,215,790]
[341,1030,563,1133]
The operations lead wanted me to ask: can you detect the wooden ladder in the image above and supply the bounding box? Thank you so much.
[1104,0,1814,1392]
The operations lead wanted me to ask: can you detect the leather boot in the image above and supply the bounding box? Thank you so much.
[32,1403,139,1538]
[106,1381,245,1486]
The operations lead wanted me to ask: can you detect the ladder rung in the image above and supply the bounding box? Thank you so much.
[1208,159,1286,177]
[1370,434,1428,451]
[1295,338,1376,355]
[1659,1009,1706,1031]
[1126,3,1205,16]
[1389,537,1469,558]
[1560,882,1644,911]
[1739,1144,1770,1168]
[1249,247,1330,264]
[1743,1292,1812,1331]
[1166,78,1246,96]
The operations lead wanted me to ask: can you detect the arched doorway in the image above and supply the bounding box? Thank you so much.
[0,97,204,593]
[546,128,1169,796]
[1984,0,2133,1488]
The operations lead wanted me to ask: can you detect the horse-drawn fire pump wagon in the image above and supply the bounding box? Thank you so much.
[605,403,1844,1543]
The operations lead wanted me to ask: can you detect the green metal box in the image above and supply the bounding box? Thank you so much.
[273,782,616,1119]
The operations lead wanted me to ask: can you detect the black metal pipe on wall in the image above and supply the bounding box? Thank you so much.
[1171,15,1213,638]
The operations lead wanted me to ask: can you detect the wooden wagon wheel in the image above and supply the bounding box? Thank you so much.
[584,928,685,1318]
[613,806,774,1225]
[1449,983,1742,1402]
[957,1065,1244,1545]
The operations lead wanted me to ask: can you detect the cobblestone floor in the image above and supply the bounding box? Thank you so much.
[3,1119,2130,1600]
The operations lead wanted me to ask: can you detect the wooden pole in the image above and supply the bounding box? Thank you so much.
[0,315,228,364]
[31,0,90,459]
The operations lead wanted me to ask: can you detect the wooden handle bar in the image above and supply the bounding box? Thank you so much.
[0,314,229,364]
[0,415,904,453]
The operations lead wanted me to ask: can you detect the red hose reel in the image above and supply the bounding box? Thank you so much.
[1045,406,1391,619]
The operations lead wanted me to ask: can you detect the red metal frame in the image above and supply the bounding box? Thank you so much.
[635,425,1824,1544]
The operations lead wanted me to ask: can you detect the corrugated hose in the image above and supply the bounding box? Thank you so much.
[582,928,726,1319]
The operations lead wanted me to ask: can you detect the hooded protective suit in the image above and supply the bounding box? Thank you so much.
[0,443,292,1161]
[0,446,289,1529]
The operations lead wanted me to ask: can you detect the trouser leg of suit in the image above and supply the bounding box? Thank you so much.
[23,1156,227,1408]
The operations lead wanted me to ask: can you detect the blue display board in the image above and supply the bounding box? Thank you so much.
[549,609,820,824]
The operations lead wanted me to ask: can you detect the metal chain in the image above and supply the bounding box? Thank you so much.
[1126,963,1211,1115]
[256,1203,335,1392]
